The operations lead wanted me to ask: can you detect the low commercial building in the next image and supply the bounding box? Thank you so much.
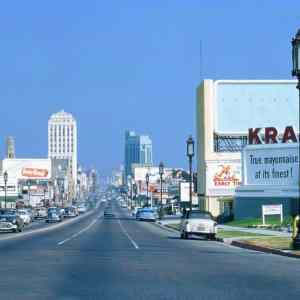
[196,79,298,218]
[2,158,52,207]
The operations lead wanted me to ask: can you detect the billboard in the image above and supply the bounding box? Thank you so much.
[243,143,299,186]
[206,161,241,196]
[2,159,52,180]
[133,166,173,183]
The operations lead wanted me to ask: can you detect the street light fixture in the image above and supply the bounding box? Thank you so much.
[146,173,150,207]
[43,186,47,207]
[291,29,300,249]
[186,135,195,211]
[159,162,164,218]
[3,171,8,209]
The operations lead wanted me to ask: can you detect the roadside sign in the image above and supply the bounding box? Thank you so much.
[262,204,283,225]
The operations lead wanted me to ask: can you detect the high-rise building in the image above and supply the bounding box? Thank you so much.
[139,135,153,165]
[48,110,77,194]
[124,130,153,180]
[6,136,15,158]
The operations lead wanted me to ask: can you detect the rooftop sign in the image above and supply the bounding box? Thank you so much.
[248,126,298,144]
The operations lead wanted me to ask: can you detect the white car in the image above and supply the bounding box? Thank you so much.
[17,209,31,225]
[180,210,217,240]
[77,204,87,214]
[138,208,157,222]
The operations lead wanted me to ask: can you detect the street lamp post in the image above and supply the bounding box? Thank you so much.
[159,162,164,219]
[186,136,195,211]
[146,173,149,207]
[291,29,300,249]
[4,171,8,209]
[27,180,31,208]
[43,187,46,207]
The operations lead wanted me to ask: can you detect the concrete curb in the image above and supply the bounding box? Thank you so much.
[228,240,300,259]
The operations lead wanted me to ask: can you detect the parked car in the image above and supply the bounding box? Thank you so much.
[46,207,63,223]
[64,206,79,217]
[35,207,47,219]
[17,209,32,225]
[0,213,24,233]
[180,210,217,240]
[135,208,143,220]
[132,207,142,217]
[77,204,87,214]
[25,208,35,222]
[138,208,157,222]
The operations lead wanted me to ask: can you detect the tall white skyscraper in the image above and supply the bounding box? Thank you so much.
[48,110,77,190]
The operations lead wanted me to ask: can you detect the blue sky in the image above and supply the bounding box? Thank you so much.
[0,1,299,175]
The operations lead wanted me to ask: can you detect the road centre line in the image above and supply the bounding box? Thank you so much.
[118,219,139,250]
[57,215,102,246]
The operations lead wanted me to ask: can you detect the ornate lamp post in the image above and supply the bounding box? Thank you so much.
[291,29,300,249]
[4,171,8,209]
[186,136,195,211]
[159,162,164,219]
[146,173,149,207]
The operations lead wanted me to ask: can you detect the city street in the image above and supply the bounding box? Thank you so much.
[0,199,300,300]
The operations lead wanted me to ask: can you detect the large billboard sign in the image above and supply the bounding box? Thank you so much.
[3,159,52,180]
[243,143,299,186]
[206,161,241,196]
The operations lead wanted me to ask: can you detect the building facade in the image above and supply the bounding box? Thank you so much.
[196,79,298,218]
[6,136,15,159]
[124,130,153,180]
[48,110,77,198]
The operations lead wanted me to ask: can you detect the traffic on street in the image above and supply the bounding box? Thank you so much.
[0,191,299,299]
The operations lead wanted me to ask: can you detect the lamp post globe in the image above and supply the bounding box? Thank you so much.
[292,29,300,79]
[146,173,150,207]
[159,162,164,176]
[186,135,195,158]
[186,136,195,211]
[291,28,300,249]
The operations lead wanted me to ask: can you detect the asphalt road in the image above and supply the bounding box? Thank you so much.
[0,200,300,300]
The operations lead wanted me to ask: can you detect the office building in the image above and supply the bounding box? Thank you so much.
[6,136,15,159]
[48,110,77,197]
[124,130,153,180]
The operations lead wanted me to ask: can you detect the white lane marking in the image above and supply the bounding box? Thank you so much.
[118,219,139,250]
[57,216,101,246]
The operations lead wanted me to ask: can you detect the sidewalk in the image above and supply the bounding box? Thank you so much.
[218,225,291,238]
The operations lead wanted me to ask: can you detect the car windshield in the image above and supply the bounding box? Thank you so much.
[188,212,212,220]
[0,215,14,221]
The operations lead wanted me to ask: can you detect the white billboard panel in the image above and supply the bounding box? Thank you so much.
[206,161,241,196]
[243,143,299,186]
[3,159,52,180]
[134,166,159,182]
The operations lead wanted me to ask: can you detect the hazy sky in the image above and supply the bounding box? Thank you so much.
[0,1,299,174]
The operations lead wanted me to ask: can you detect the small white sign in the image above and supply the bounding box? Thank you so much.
[262,204,283,225]
[180,182,194,202]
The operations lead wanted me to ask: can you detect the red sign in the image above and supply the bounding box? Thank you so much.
[213,165,240,187]
[22,168,49,178]
[248,126,298,145]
